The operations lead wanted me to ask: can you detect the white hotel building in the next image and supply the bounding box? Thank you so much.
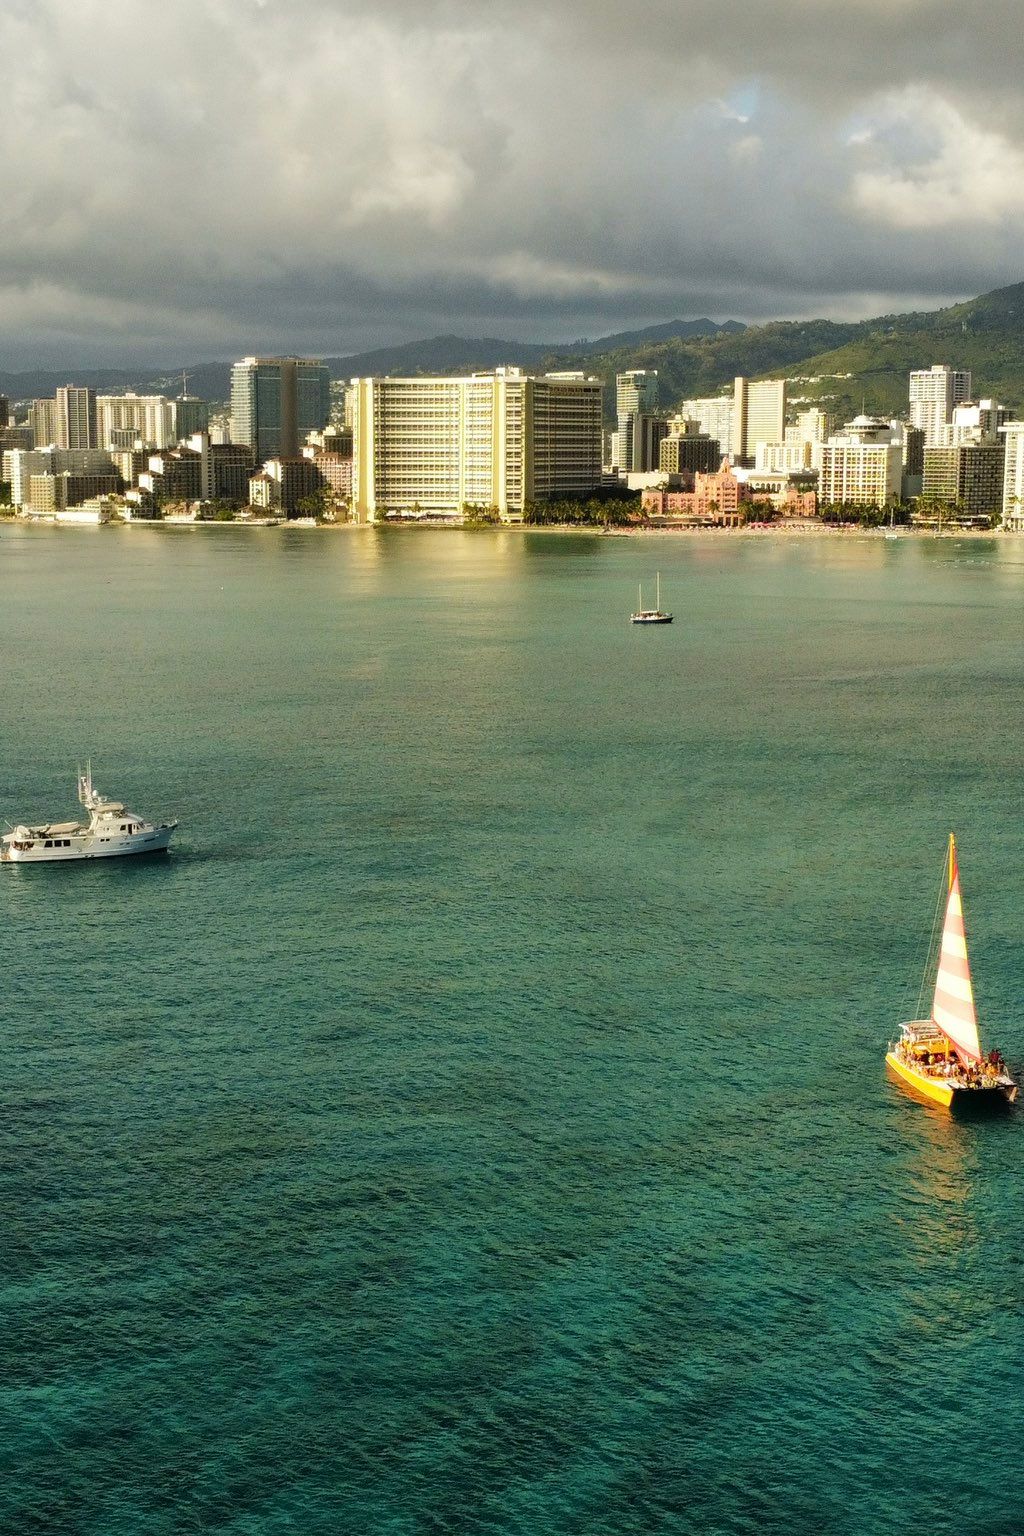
[1000,422,1024,529]
[909,365,972,446]
[349,368,603,522]
[818,416,903,507]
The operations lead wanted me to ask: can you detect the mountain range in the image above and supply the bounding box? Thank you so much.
[3,284,1024,417]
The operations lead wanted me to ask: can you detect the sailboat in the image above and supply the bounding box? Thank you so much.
[630,572,673,625]
[886,835,1017,1108]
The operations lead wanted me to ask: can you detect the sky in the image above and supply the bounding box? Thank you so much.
[2,0,1023,367]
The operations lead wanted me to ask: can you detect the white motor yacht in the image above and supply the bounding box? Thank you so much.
[1,767,177,864]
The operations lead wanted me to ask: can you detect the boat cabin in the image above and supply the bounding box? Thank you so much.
[901,1021,954,1061]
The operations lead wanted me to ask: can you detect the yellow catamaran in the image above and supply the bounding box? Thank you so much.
[887,835,1017,1108]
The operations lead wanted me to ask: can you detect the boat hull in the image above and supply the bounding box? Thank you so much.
[886,1050,1016,1109]
[1,825,175,863]
[630,615,673,624]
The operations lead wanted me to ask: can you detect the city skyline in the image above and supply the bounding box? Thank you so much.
[2,1,1023,368]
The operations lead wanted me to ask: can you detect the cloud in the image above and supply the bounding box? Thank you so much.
[1,0,1023,365]
[851,90,1024,229]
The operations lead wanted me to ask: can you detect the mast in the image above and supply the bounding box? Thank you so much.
[656,571,661,612]
[638,581,643,613]
[78,760,96,809]
[931,833,983,1061]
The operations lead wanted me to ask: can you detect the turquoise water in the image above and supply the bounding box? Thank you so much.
[2,524,1023,1535]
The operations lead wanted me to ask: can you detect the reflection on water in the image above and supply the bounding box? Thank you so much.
[519,531,601,558]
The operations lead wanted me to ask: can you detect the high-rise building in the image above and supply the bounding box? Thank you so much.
[54,386,97,450]
[139,449,203,505]
[678,396,734,447]
[3,447,114,506]
[818,416,903,508]
[610,371,660,472]
[230,357,330,462]
[97,394,175,451]
[731,377,787,463]
[173,395,210,441]
[615,369,658,419]
[1000,422,1024,529]
[793,408,831,445]
[923,442,1005,519]
[29,398,57,447]
[901,426,925,477]
[26,471,120,515]
[660,426,720,475]
[908,365,972,447]
[181,433,255,503]
[611,413,669,474]
[350,368,603,522]
[755,440,815,473]
[941,399,1008,446]
[0,426,33,454]
[0,395,9,429]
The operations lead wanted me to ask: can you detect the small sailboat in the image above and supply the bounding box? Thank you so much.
[630,572,673,625]
[886,835,1017,1108]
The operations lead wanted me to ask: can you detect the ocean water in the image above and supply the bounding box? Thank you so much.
[2,522,1023,1536]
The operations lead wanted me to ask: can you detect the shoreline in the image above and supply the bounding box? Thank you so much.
[0,514,1010,540]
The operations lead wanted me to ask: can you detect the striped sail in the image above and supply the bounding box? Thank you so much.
[931,845,983,1061]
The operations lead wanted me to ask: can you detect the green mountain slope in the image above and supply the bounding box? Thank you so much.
[756,284,1024,418]
[560,282,1024,420]
[541,320,860,411]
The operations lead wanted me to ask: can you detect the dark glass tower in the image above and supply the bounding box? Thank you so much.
[230,358,330,463]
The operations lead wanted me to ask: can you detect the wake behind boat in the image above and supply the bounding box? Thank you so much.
[631,572,673,625]
[886,834,1017,1108]
[1,766,177,864]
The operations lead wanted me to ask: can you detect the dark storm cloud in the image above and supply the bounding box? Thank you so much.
[1,0,1022,365]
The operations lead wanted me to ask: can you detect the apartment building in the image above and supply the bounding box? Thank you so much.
[350,369,603,522]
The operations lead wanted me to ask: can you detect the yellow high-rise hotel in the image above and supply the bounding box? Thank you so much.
[349,368,603,522]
